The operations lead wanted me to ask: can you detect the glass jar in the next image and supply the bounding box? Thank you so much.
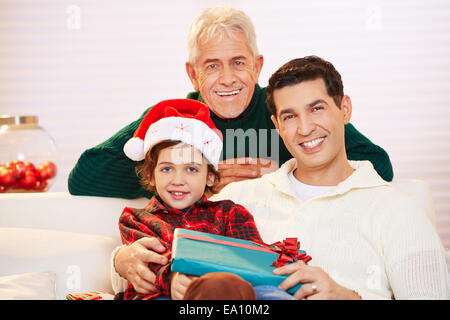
[0,115,57,193]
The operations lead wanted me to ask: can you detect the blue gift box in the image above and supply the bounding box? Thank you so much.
[171,228,305,294]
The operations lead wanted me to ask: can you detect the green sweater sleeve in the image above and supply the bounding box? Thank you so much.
[345,123,393,181]
[68,108,154,199]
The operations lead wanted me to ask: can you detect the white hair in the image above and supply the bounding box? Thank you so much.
[187,6,259,66]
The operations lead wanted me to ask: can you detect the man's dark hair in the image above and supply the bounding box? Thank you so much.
[266,55,344,115]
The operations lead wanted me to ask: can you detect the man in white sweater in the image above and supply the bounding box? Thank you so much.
[112,56,449,299]
[210,56,449,299]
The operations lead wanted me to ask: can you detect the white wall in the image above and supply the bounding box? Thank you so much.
[1,0,449,247]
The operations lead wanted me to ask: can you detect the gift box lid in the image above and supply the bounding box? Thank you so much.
[171,228,306,294]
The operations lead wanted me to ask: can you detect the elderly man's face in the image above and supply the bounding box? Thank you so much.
[186,31,263,119]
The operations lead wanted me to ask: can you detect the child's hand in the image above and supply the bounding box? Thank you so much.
[170,272,198,300]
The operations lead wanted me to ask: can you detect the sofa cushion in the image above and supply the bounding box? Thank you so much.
[0,227,121,300]
[0,271,57,300]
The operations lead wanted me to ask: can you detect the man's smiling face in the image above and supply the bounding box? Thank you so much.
[186,31,263,119]
[271,78,352,176]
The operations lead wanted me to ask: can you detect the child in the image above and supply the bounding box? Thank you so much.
[118,99,267,300]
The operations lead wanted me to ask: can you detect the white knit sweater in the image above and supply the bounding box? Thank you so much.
[211,159,449,299]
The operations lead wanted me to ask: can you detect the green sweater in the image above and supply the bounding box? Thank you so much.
[68,85,393,198]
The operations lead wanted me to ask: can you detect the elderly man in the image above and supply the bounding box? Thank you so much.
[68,6,393,200]
[71,6,394,295]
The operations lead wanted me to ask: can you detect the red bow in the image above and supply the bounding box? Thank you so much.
[270,238,312,268]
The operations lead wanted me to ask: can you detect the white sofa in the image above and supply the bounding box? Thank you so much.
[0,192,148,299]
[0,180,448,300]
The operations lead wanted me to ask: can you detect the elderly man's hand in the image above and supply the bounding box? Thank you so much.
[214,157,279,193]
[114,237,168,294]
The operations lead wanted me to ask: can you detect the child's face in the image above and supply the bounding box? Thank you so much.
[152,144,215,210]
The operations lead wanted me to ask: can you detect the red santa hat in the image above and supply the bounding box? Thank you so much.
[123,99,223,168]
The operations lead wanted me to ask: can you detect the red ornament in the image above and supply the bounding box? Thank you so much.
[0,159,55,191]
[34,179,48,191]
[42,161,57,179]
[36,161,57,181]
[5,161,23,179]
[23,161,36,173]
[0,166,17,187]
[19,171,37,190]
[36,166,50,181]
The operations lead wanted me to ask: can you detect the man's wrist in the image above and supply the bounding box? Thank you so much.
[337,283,362,300]
[110,244,129,294]
[112,244,127,277]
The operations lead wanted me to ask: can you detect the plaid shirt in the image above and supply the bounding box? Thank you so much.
[119,195,263,300]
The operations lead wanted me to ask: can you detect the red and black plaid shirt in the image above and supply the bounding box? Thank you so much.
[119,195,263,300]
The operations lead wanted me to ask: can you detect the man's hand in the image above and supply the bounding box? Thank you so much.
[214,157,279,193]
[169,272,198,300]
[274,262,361,300]
[114,237,168,294]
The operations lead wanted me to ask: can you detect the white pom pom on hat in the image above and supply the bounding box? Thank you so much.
[123,137,145,161]
[123,99,223,168]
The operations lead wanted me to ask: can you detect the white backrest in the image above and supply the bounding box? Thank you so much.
[0,192,149,238]
[0,182,437,235]
[390,179,436,228]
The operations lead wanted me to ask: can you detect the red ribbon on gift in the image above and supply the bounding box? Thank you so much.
[270,238,312,267]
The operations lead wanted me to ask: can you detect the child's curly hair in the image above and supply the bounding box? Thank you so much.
[135,140,220,195]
